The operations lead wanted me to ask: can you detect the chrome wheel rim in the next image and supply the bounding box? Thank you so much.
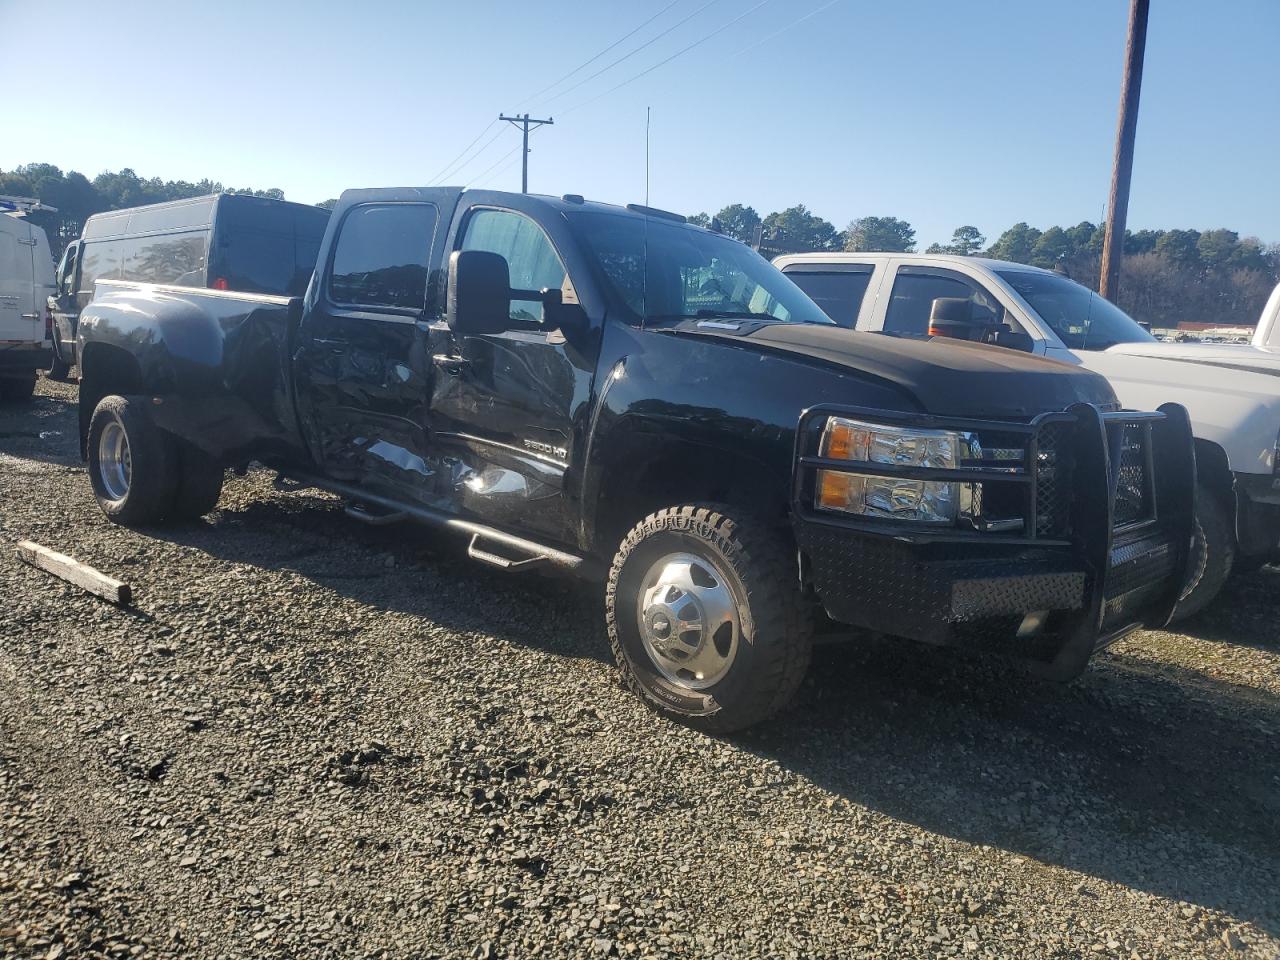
[636,551,741,690]
[97,418,131,501]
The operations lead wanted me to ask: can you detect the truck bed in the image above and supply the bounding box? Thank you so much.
[78,279,310,465]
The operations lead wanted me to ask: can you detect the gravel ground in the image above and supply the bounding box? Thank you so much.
[2,376,1278,960]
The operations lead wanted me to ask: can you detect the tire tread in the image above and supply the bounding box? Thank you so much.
[605,503,812,732]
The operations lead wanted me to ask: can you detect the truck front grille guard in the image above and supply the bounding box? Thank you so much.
[791,403,1172,547]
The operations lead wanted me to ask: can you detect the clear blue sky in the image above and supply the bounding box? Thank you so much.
[4,0,1277,248]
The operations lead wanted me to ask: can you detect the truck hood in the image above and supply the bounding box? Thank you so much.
[1074,345,1280,475]
[1101,340,1280,377]
[679,321,1118,418]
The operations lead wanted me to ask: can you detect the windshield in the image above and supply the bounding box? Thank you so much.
[567,212,834,326]
[997,269,1153,350]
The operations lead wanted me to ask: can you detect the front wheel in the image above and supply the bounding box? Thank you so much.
[87,395,178,526]
[1172,482,1235,622]
[606,505,812,732]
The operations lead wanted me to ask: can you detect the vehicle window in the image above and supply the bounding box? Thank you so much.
[784,270,873,328]
[214,199,331,296]
[996,269,1153,350]
[217,228,326,297]
[118,232,210,286]
[566,213,833,326]
[884,270,1003,336]
[51,244,70,295]
[330,203,437,310]
[461,209,568,323]
[78,241,121,297]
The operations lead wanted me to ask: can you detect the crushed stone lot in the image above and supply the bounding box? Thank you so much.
[1,377,1278,960]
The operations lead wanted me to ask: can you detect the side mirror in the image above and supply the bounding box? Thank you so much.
[928,297,984,340]
[447,249,514,335]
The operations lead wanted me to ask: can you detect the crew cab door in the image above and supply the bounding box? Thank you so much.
[292,190,459,502]
[424,202,595,545]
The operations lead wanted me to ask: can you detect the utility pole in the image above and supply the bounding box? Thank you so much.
[1098,0,1150,302]
[498,113,554,193]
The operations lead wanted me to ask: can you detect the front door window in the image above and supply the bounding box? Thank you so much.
[460,209,570,324]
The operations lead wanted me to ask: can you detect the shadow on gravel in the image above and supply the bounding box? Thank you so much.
[0,388,81,468]
[741,638,1280,937]
[137,478,1280,935]
[145,495,612,666]
[1173,565,1280,652]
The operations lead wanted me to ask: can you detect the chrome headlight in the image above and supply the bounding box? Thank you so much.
[816,417,980,524]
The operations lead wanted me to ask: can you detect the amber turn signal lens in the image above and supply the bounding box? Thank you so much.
[823,420,855,460]
[818,470,856,510]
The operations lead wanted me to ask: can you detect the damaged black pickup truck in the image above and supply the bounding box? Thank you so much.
[75,187,1196,731]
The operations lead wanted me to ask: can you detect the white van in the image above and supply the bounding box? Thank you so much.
[0,196,56,400]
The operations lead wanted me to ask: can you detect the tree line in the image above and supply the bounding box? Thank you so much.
[5,162,1275,329]
[0,163,286,257]
[689,202,1280,329]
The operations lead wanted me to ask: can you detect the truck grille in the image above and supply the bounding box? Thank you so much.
[940,417,1156,540]
[1111,422,1155,529]
[1033,421,1074,539]
[793,406,1171,543]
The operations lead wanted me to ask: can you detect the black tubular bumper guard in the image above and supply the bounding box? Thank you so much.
[792,402,1196,680]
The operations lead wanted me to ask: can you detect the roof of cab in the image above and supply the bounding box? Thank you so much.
[772,250,1058,275]
[336,186,700,228]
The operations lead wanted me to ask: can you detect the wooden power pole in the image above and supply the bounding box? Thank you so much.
[499,113,554,194]
[1099,0,1150,301]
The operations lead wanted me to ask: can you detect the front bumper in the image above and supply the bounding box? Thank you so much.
[793,402,1196,680]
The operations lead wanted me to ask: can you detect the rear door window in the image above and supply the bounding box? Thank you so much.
[783,267,874,328]
[329,203,438,310]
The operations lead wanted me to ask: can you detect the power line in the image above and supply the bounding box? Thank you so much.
[426,118,498,185]
[539,0,723,107]
[467,141,524,187]
[488,150,526,188]
[516,0,685,108]
[431,123,509,185]
[731,0,843,57]
[473,125,548,188]
[563,0,774,116]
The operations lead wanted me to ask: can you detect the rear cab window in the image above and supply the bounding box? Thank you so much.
[782,265,875,327]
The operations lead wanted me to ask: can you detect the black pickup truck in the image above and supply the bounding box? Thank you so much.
[74,187,1196,731]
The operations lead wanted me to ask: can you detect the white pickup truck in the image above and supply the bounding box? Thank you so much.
[775,252,1280,618]
[1254,282,1280,352]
